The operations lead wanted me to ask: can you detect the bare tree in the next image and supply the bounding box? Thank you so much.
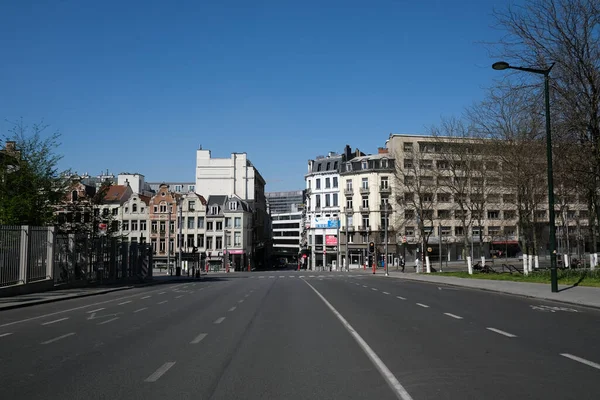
[489,0,600,252]
[392,142,440,266]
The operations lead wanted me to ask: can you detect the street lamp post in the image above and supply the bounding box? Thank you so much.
[384,203,389,277]
[345,209,350,272]
[178,198,183,276]
[492,61,558,292]
[336,215,341,272]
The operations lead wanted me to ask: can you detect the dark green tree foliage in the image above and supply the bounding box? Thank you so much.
[0,119,68,225]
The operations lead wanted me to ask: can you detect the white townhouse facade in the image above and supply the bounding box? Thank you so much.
[118,193,151,243]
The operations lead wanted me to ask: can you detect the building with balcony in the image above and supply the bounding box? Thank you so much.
[385,133,593,264]
[148,183,179,262]
[340,148,398,268]
[266,190,304,264]
[305,146,364,269]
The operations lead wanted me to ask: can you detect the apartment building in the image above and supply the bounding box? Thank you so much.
[340,148,398,268]
[385,133,591,262]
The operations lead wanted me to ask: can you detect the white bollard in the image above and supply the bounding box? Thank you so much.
[534,255,539,271]
[467,256,473,275]
[523,254,529,276]
[425,256,431,273]
[592,253,598,270]
[563,254,569,269]
[528,255,534,273]
[481,256,486,268]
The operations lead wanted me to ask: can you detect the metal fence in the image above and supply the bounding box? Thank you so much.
[1,225,152,291]
[54,234,152,285]
[0,225,53,287]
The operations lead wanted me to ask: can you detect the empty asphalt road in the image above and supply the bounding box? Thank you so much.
[1,271,599,399]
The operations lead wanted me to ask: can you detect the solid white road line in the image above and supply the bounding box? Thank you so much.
[87,308,105,313]
[118,301,132,305]
[396,296,406,300]
[144,362,176,382]
[416,303,429,308]
[560,353,600,371]
[158,300,168,304]
[98,317,119,325]
[0,332,13,338]
[41,317,69,326]
[302,279,414,400]
[444,313,463,320]
[383,291,390,295]
[214,317,225,324]
[134,307,148,313]
[41,332,75,345]
[141,296,151,299]
[190,333,207,344]
[486,327,517,338]
[228,306,237,312]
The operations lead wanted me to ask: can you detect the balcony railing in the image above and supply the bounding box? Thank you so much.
[379,186,391,193]
[344,188,354,195]
[359,187,370,194]
[359,206,370,213]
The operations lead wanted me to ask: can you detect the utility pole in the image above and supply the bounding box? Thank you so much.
[167,207,171,275]
[345,210,350,272]
[384,204,389,277]
[178,198,183,276]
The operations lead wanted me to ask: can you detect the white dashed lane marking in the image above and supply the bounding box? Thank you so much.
[486,327,517,338]
[416,303,429,308]
[444,313,463,320]
[144,362,176,382]
[560,354,600,371]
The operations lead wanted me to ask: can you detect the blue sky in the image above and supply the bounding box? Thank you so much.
[0,0,516,192]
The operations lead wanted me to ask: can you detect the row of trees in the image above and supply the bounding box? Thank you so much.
[393,0,600,259]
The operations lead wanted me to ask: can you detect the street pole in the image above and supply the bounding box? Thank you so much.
[493,60,557,292]
[345,210,350,272]
[384,204,389,276]
[178,198,183,275]
[167,208,171,275]
[439,223,442,272]
[336,216,340,272]
[224,230,229,273]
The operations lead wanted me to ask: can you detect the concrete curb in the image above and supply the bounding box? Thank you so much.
[0,277,204,312]
[373,273,600,310]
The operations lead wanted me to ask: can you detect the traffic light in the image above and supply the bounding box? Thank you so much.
[369,241,375,253]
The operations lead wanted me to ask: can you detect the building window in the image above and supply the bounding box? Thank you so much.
[362,215,369,228]
[404,159,413,168]
[234,232,241,246]
[131,220,138,231]
[325,178,331,188]
[140,221,147,231]
[403,142,413,152]
[362,196,369,208]
[225,217,232,228]
[112,208,118,216]
[216,221,223,231]
[206,236,213,249]
[159,239,165,253]
[346,197,353,209]
[187,234,194,248]
[362,160,368,170]
[404,210,415,220]
[189,185,195,192]
[169,204,173,213]
[487,210,500,219]
[188,216,195,229]
[346,162,352,171]
[225,233,231,247]
[211,205,219,215]
[326,162,331,170]
[197,217,205,229]
[153,205,158,213]
[159,221,165,232]
[197,234,204,247]
[159,204,166,213]
[362,233,368,243]
[440,226,451,236]
[316,179,321,189]
[361,177,368,189]
[333,177,338,188]
[122,221,129,231]
[405,226,415,236]
[488,226,501,236]
[317,164,322,171]
[455,226,464,236]
[380,177,389,189]
[438,210,451,219]
[325,194,331,207]
[381,158,388,168]
[333,193,338,207]
[188,200,195,211]
[228,201,237,210]
[346,179,352,190]
[207,221,213,231]
[348,233,354,244]
[315,195,321,208]
[169,221,175,232]
[132,204,137,213]
[215,236,223,249]
[234,217,241,228]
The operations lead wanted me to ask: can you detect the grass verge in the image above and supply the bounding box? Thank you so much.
[433,269,600,288]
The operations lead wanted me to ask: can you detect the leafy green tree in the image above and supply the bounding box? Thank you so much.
[0,119,68,226]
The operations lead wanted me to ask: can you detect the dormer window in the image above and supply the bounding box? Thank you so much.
[211,205,219,215]
[346,162,352,171]
[71,191,78,202]
[132,204,137,212]
[381,158,388,168]
[228,201,237,211]
[361,160,368,170]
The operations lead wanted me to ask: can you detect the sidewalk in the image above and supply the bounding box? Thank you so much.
[0,275,202,312]
[355,270,600,309]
